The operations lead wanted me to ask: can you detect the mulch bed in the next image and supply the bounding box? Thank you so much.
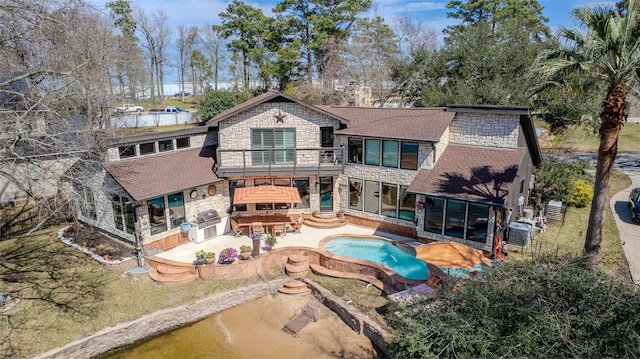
[62,224,133,261]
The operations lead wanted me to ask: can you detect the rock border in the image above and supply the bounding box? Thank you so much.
[57,226,133,265]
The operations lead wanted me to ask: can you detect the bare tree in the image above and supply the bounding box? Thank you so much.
[175,25,198,100]
[392,13,438,57]
[135,8,172,102]
[200,24,227,91]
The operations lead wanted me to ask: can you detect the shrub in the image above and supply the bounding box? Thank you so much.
[389,256,640,359]
[567,179,594,208]
[195,250,206,260]
[239,245,252,252]
[531,159,592,208]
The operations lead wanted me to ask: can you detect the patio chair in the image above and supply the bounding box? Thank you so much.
[272,222,286,237]
[290,216,304,234]
[251,222,264,237]
[231,219,245,237]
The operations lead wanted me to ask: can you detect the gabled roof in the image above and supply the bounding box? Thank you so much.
[104,148,220,201]
[206,90,349,126]
[324,106,453,142]
[446,104,541,166]
[408,145,526,205]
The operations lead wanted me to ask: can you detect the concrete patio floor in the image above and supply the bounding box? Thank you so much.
[154,224,419,264]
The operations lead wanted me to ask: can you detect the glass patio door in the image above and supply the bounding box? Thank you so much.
[319,176,333,212]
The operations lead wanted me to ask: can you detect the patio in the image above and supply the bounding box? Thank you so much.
[153,223,417,264]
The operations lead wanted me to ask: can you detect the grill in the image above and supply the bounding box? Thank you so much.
[189,210,221,243]
[195,210,221,225]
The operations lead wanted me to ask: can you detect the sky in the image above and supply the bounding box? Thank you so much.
[90,0,617,36]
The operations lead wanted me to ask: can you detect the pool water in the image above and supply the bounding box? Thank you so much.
[325,237,428,280]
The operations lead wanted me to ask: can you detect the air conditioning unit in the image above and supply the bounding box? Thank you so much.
[508,221,532,248]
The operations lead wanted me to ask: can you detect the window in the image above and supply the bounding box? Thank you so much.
[401,142,419,170]
[148,197,167,235]
[399,186,415,221]
[320,127,333,147]
[348,178,363,210]
[176,137,190,149]
[168,192,185,227]
[348,138,363,164]
[444,200,466,238]
[112,195,124,231]
[293,178,310,209]
[254,178,273,210]
[252,128,296,165]
[119,145,135,159]
[382,140,399,168]
[364,180,379,213]
[229,180,246,212]
[381,183,398,218]
[365,139,380,166]
[467,203,489,242]
[158,140,174,152]
[424,197,444,234]
[139,142,155,155]
[274,178,291,209]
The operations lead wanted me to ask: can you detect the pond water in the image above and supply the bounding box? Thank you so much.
[102,294,378,359]
[325,237,428,280]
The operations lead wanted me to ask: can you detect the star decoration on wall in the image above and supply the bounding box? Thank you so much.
[274,110,287,123]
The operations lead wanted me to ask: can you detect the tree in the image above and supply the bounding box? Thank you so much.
[200,25,228,90]
[390,256,640,358]
[532,0,640,265]
[175,26,198,101]
[445,0,550,38]
[274,0,372,87]
[198,89,246,121]
[345,15,399,104]
[213,0,269,90]
[190,50,213,96]
[135,8,172,102]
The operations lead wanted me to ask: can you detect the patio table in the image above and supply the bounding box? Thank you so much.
[236,215,295,234]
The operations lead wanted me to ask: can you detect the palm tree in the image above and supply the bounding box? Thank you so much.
[533,0,640,266]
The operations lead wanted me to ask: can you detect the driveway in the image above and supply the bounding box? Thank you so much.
[610,172,640,285]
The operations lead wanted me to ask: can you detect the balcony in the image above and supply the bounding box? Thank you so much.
[214,147,345,177]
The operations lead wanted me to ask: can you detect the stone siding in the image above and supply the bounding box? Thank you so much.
[218,102,341,167]
[434,127,449,164]
[449,112,519,149]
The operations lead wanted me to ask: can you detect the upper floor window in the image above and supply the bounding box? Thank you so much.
[176,137,190,149]
[382,140,399,168]
[365,139,380,166]
[348,138,363,164]
[251,128,296,165]
[159,139,174,152]
[119,145,136,159]
[401,142,418,170]
[350,137,418,170]
[140,142,156,155]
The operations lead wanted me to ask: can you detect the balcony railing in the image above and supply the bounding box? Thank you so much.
[215,147,345,177]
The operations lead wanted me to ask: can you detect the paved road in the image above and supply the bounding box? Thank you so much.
[545,153,640,284]
[610,172,640,284]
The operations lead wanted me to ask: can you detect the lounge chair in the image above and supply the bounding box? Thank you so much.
[231,219,245,237]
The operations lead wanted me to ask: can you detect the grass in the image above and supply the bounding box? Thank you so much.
[513,170,632,280]
[0,227,286,358]
[539,122,640,153]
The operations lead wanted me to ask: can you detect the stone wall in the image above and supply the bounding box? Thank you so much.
[449,112,519,149]
[218,102,342,167]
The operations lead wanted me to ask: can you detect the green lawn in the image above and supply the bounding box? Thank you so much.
[512,170,632,280]
[540,122,640,153]
[0,228,286,358]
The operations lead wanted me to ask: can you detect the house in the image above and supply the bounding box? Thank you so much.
[82,90,540,254]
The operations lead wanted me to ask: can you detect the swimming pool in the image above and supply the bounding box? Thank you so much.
[324,237,428,280]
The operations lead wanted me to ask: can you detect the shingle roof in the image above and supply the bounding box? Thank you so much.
[104,148,219,201]
[408,145,526,205]
[322,106,453,142]
[207,90,348,126]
